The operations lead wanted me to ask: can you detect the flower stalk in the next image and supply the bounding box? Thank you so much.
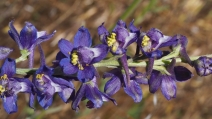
[16,54,212,75]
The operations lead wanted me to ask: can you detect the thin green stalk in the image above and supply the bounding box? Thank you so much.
[16,54,212,75]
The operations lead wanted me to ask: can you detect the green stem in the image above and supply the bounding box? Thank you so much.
[15,49,30,63]
[16,54,212,75]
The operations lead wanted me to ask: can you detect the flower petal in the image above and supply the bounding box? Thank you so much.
[98,23,109,45]
[52,77,75,89]
[0,58,16,77]
[148,70,162,93]
[74,26,92,47]
[161,76,177,100]
[77,46,94,64]
[33,30,56,48]
[124,81,142,103]
[104,76,121,96]
[134,72,148,85]
[58,39,74,57]
[9,78,32,94]
[85,85,103,108]
[77,66,96,83]
[72,84,86,111]
[113,20,127,30]
[115,27,129,43]
[8,21,22,49]
[20,22,37,49]
[59,58,78,75]
[37,31,47,37]
[0,47,13,60]
[29,93,35,109]
[90,44,108,64]
[58,87,75,103]
[37,94,53,109]
[3,95,18,114]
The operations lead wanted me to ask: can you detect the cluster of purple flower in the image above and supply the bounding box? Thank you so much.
[0,20,211,114]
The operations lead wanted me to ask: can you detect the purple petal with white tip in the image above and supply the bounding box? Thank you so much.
[0,47,13,60]
[124,80,142,103]
[33,30,56,48]
[104,76,121,96]
[161,76,177,100]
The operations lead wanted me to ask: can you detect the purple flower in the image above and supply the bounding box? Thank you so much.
[30,46,75,109]
[0,47,13,60]
[138,28,172,58]
[98,20,139,85]
[171,35,192,65]
[8,21,56,68]
[149,59,192,100]
[0,58,32,114]
[98,20,138,55]
[58,27,108,83]
[193,56,212,76]
[72,76,117,111]
[103,68,148,102]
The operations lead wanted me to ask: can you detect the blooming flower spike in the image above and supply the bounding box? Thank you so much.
[0,58,33,114]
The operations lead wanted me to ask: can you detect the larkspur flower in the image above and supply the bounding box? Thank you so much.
[149,59,192,100]
[103,68,148,102]
[58,27,108,83]
[30,46,75,109]
[0,47,13,60]
[0,58,32,114]
[137,28,172,58]
[98,20,138,55]
[170,35,192,65]
[98,20,139,84]
[8,21,56,68]
[193,56,212,76]
[72,76,117,111]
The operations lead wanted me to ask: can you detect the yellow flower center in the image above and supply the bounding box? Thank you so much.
[107,33,116,46]
[0,74,8,80]
[0,85,6,95]
[70,51,84,70]
[107,33,118,52]
[71,51,78,65]
[36,74,44,80]
[141,35,150,47]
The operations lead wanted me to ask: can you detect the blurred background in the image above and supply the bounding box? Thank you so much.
[0,0,212,119]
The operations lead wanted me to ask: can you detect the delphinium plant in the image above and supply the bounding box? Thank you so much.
[0,20,211,114]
